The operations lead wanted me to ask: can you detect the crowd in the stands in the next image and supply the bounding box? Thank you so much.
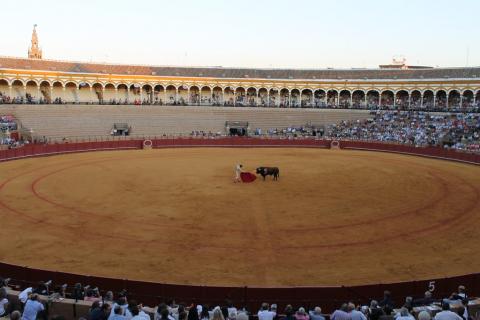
[0,277,476,320]
[1,91,479,112]
[325,111,480,152]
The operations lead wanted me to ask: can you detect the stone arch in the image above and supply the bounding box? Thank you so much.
[326,89,338,108]
[65,82,79,103]
[223,86,234,106]
[395,90,409,110]
[410,90,422,109]
[313,89,326,108]
[366,90,379,109]
[165,85,177,105]
[447,89,461,109]
[290,88,301,107]
[25,80,39,103]
[235,87,246,106]
[380,90,394,109]
[246,87,257,106]
[200,86,212,105]
[352,90,365,109]
[212,86,223,105]
[435,90,447,110]
[279,88,290,107]
[339,90,351,108]
[189,85,200,105]
[115,83,128,103]
[177,85,188,105]
[422,90,434,109]
[257,87,268,107]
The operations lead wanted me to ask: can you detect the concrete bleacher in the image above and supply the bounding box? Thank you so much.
[0,105,369,140]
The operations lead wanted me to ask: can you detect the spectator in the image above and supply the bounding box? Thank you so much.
[0,288,8,318]
[368,301,384,320]
[434,302,463,320]
[414,291,435,307]
[213,308,225,320]
[22,294,44,320]
[188,305,200,320]
[308,307,325,320]
[110,306,127,320]
[394,307,414,320]
[331,304,350,320]
[347,303,365,320]
[418,311,431,320]
[258,303,276,320]
[295,308,309,320]
[11,310,22,320]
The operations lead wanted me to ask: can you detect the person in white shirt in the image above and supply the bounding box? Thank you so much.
[434,303,463,320]
[234,164,243,183]
[0,293,8,317]
[258,303,276,320]
[18,287,33,304]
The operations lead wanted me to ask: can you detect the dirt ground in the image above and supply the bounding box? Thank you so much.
[0,148,480,287]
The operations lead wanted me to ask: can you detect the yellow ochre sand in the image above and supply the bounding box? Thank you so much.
[0,148,479,287]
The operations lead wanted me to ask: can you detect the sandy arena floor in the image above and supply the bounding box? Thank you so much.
[0,148,480,287]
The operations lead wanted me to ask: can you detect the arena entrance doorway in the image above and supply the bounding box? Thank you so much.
[226,121,249,136]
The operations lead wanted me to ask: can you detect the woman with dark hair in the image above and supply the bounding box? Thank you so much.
[200,306,210,320]
[0,288,8,318]
[188,305,200,320]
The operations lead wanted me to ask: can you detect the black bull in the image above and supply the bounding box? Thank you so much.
[256,167,280,181]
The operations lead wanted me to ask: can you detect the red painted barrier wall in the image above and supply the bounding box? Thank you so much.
[0,138,479,312]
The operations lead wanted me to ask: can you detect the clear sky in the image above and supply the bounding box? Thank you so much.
[1,0,479,69]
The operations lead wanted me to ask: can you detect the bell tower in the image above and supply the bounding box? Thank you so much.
[28,24,43,59]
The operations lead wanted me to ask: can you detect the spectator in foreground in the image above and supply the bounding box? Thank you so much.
[434,302,463,320]
[418,311,431,320]
[308,307,325,320]
[295,308,309,320]
[348,303,366,320]
[22,294,45,320]
[394,307,414,320]
[258,303,276,320]
[110,306,127,320]
[368,300,384,320]
[331,303,350,320]
[283,305,295,320]
[11,310,22,320]
[0,287,8,318]
[213,308,225,320]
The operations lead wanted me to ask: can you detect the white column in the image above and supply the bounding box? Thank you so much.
[460,93,463,109]
[140,88,143,104]
[222,88,225,105]
[62,86,66,104]
[164,89,168,105]
[408,93,411,109]
[267,91,270,107]
[89,86,93,104]
[311,90,315,107]
[175,88,179,104]
[187,88,190,105]
[433,93,436,109]
[210,89,213,105]
[420,93,424,109]
[115,88,118,103]
[126,87,130,104]
[349,93,353,108]
[8,85,12,99]
[233,89,236,107]
[37,86,41,104]
[364,93,367,108]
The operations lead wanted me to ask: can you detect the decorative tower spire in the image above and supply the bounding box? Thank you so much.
[28,24,43,59]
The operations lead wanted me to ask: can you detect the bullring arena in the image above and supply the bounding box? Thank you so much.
[0,148,480,287]
[1,143,480,288]
[1,23,480,319]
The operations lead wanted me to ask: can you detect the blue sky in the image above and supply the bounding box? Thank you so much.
[1,0,479,68]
